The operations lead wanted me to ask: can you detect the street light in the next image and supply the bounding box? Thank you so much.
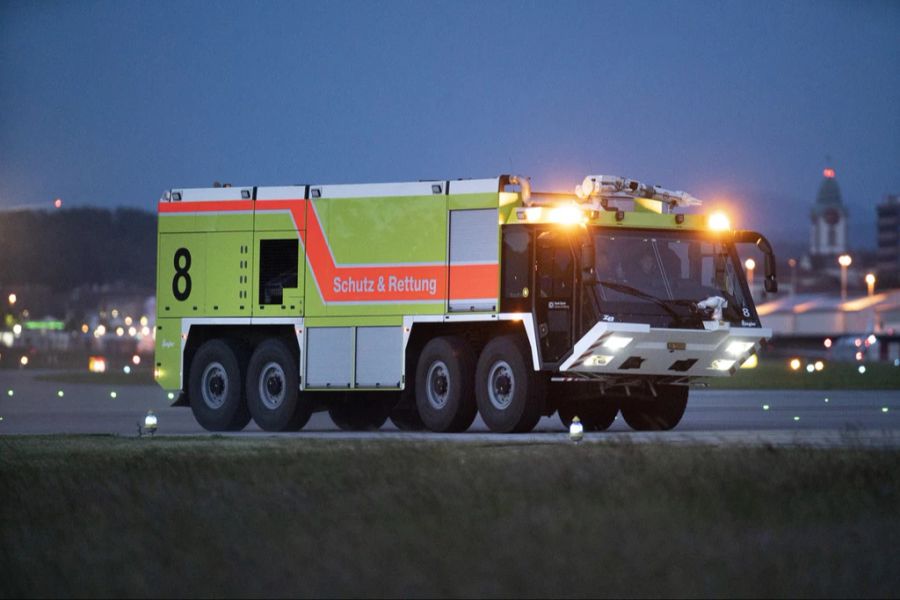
[838,254,852,301]
[788,258,798,296]
[7,293,15,306]
[865,273,876,297]
[744,258,756,288]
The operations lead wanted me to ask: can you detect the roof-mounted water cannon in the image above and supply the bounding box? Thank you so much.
[574,175,703,213]
[507,174,532,205]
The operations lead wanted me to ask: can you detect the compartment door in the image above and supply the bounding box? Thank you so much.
[252,231,305,317]
[204,232,253,316]
[448,209,499,312]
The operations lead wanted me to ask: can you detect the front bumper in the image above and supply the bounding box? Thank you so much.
[559,320,770,378]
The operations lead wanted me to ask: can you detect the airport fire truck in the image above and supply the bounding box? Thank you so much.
[154,174,776,433]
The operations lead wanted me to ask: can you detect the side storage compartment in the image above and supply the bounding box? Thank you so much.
[305,327,354,388]
[448,208,500,312]
[355,327,403,388]
[304,325,402,390]
[205,232,254,316]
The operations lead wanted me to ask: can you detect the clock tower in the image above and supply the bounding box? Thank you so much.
[809,167,847,268]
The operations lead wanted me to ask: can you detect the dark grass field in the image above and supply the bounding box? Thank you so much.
[34,370,156,386]
[1,436,899,598]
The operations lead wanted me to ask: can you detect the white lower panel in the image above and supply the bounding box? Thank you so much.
[306,327,353,388]
[355,327,402,388]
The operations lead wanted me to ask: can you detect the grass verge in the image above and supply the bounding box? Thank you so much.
[1,436,898,598]
[706,358,899,390]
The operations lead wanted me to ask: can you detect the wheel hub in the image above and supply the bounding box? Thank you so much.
[495,374,511,396]
[487,361,515,410]
[259,362,286,410]
[210,376,225,396]
[426,361,450,409]
[201,362,228,409]
[266,375,283,396]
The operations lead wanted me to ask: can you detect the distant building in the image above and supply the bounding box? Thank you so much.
[876,194,900,288]
[809,167,848,269]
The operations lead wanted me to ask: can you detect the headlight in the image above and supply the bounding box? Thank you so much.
[710,359,735,371]
[602,336,633,351]
[582,354,614,367]
[726,341,755,356]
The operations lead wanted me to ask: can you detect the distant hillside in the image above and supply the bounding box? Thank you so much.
[0,205,874,293]
[0,207,156,290]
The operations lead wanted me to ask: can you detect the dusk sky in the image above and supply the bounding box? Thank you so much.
[1,0,898,248]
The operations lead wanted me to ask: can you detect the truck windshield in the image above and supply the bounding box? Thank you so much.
[591,229,756,327]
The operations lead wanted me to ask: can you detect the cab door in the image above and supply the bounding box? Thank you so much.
[534,230,575,364]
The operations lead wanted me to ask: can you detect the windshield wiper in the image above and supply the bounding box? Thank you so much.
[596,280,711,327]
[596,280,683,319]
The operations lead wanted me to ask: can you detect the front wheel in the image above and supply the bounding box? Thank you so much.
[620,385,689,431]
[246,339,311,431]
[475,335,545,433]
[188,339,251,432]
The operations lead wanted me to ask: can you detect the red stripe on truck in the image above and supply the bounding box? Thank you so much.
[158,197,498,304]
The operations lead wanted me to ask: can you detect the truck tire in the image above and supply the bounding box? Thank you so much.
[475,335,545,433]
[557,397,619,431]
[620,385,689,431]
[246,339,311,431]
[328,392,391,431]
[189,339,251,431]
[415,336,477,433]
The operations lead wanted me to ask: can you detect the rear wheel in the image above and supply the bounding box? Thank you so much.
[415,336,477,433]
[620,385,688,431]
[189,339,251,431]
[475,335,545,433]
[246,339,311,431]
[328,392,392,431]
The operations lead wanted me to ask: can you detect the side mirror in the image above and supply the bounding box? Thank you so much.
[734,230,779,295]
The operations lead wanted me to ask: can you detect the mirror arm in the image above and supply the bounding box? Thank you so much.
[733,230,778,293]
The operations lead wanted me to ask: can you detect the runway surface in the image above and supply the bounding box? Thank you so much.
[1,369,898,446]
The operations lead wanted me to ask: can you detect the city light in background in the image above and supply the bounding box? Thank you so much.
[787,259,797,297]
[838,254,852,301]
[865,273,876,297]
